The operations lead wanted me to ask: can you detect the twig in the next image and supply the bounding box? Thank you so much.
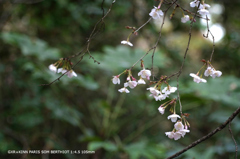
[151,0,178,80]
[203,15,215,62]
[69,0,116,59]
[42,0,116,86]
[175,2,201,114]
[166,106,240,159]
[134,17,152,33]
[228,122,238,159]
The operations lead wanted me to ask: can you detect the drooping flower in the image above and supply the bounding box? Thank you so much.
[157,94,168,101]
[211,70,222,78]
[49,64,57,73]
[67,70,77,78]
[204,67,214,77]
[158,106,165,114]
[162,86,177,95]
[149,6,164,20]
[112,75,120,84]
[199,3,211,9]
[118,87,130,93]
[128,81,138,89]
[138,69,151,80]
[198,9,209,17]
[57,68,67,74]
[190,0,200,7]
[147,87,160,101]
[58,68,77,78]
[167,114,181,122]
[174,121,184,130]
[181,15,190,23]
[138,78,146,85]
[147,87,160,95]
[165,131,175,139]
[121,40,133,47]
[173,131,182,140]
[190,73,207,83]
[179,129,190,137]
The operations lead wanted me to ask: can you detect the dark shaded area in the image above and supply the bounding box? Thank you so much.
[0,0,239,159]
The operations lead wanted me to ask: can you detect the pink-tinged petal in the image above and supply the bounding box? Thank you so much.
[167,114,181,122]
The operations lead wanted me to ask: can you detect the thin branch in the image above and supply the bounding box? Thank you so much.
[134,17,152,33]
[151,0,178,80]
[69,0,116,59]
[42,0,116,86]
[175,2,201,114]
[203,15,215,62]
[166,106,240,159]
[228,122,238,159]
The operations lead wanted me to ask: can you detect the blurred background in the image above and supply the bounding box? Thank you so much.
[0,0,240,159]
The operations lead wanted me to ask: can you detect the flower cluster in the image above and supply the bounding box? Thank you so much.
[112,62,152,93]
[190,0,211,17]
[190,62,222,84]
[147,85,177,102]
[158,99,190,140]
[165,121,190,140]
[49,59,77,78]
[204,67,222,78]
[112,0,223,141]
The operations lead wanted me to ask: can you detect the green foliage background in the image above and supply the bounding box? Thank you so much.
[0,0,240,159]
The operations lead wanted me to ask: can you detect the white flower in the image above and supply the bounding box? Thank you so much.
[138,69,151,80]
[138,78,146,84]
[162,86,177,95]
[118,87,130,93]
[198,9,209,17]
[204,67,214,77]
[181,15,190,23]
[112,76,120,84]
[121,40,133,47]
[57,68,67,74]
[165,131,175,139]
[149,6,164,20]
[147,87,160,100]
[57,68,77,78]
[173,132,182,140]
[190,73,207,83]
[158,106,165,114]
[49,64,57,73]
[179,129,190,137]
[147,87,160,96]
[67,70,77,78]
[128,81,138,89]
[199,3,211,9]
[167,114,181,122]
[211,70,222,78]
[158,94,168,101]
[174,121,184,130]
[124,82,129,87]
[190,0,199,7]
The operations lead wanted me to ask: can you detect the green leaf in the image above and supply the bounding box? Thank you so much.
[1,32,60,60]
[87,45,170,73]
[184,76,240,107]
